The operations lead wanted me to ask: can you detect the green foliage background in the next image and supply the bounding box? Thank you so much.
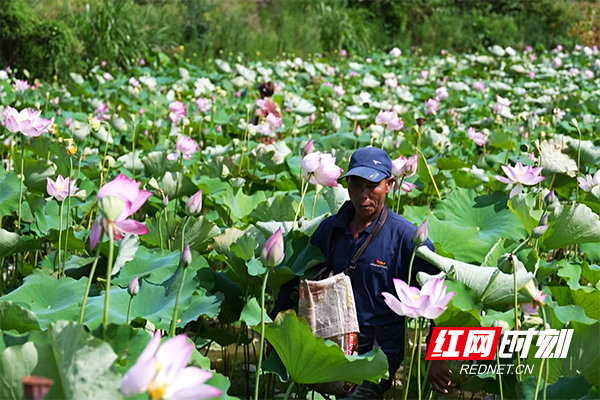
[1,0,599,80]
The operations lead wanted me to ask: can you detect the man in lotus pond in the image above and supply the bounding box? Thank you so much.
[272,147,451,399]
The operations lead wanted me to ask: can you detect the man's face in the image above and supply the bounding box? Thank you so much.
[346,175,394,220]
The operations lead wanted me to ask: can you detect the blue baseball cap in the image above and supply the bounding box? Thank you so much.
[342,147,393,183]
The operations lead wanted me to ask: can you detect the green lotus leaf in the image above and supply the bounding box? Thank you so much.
[416,246,534,308]
[0,229,37,259]
[541,203,600,250]
[1,274,88,329]
[0,172,20,218]
[0,301,41,334]
[256,310,388,385]
[0,321,122,400]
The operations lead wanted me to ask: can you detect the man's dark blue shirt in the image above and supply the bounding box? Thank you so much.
[309,202,439,328]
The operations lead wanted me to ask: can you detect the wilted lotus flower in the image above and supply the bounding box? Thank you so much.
[13,79,30,92]
[577,171,600,193]
[424,98,439,115]
[375,110,404,131]
[261,228,285,268]
[521,289,548,315]
[382,278,456,320]
[168,135,199,161]
[121,331,222,399]
[4,106,54,137]
[392,156,407,177]
[129,77,139,87]
[301,152,343,187]
[472,81,486,92]
[494,162,545,197]
[128,276,140,297]
[186,190,203,215]
[47,175,78,201]
[413,219,428,245]
[169,101,187,124]
[334,85,345,98]
[435,87,449,100]
[91,175,152,250]
[467,127,488,146]
[302,138,314,157]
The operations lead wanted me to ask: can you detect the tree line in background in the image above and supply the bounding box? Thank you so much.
[1,0,599,81]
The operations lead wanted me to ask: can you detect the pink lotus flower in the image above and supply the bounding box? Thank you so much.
[95,103,109,119]
[265,113,283,129]
[196,98,210,113]
[467,127,488,146]
[525,46,533,53]
[375,111,404,131]
[529,71,536,79]
[52,97,60,105]
[4,106,54,137]
[65,116,73,128]
[396,181,417,193]
[392,156,407,177]
[103,72,114,81]
[420,70,429,80]
[424,98,439,115]
[186,190,203,215]
[496,95,512,107]
[472,81,486,92]
[385,78,398,89]
[521,290,548,316]
[584,70,594,79]
[382,278,456,320]
[403,154,418,178]
[577,170,600,192]
[169,101,187,124]
[90,175,152,250]
[302,138,314,157]
[569,68,579,75]
[261,228,285,268]
[334,85,345,98]
[256,98,282,118]
[168,135,199,161]
[495,162,545,197]
[553,57,562,69]
[140,58,146,65]
[301,152,343,187]
[129,77,139,87]
[13,79,30,92]
[47,175,78,201]
[435,87,449,100]
[340,49,348,57]
[121,331,221,399]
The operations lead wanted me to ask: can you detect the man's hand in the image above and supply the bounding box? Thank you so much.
[428,360,451,394]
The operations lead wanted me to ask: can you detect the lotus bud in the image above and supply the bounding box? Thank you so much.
[492,320,510,333]
[97,195,126,221]
[532,224,549,238]
[74,189,87,201]
[544,190,556,205]
[163,195,169,207]
[413,220,428,246]
[403,154,418,177]
[355,124,362,137]
[261,228,285,268]
[497,253,514,274]
[186,190,203,215]
[182,244,192,267]
[89,117,101,132]
[539,213,548,226]
[302,138,314,157]
[128,276,140,297]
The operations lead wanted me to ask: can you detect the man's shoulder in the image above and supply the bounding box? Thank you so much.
[387,209,419,236]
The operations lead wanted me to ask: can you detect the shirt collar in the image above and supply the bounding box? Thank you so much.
[333,202,384,234]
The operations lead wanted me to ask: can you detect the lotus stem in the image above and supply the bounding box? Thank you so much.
[573,121,583,202]
[131,119,138,179]
[283,381,295,400]
[513,256,522,380]
[404,318,419,400]
[504,126,516,165]
[417,318,422,400]
[169,266,187,337]
[63,156,74,271]
[497,348,504,400]
[103,224,115,329]
[254,268,270,400]
[292,179,309,228]
[79,242,103,324]
[381,127,387,149]
[17,135,25,231]
[175,154,183,215]
[57,200,64,277]
[414,148,441,199]
[395,177,405,213]
[403,248,418,394]
[126,295,134,325]
[158,209,164,251]
[533,358,546,400]
[540,305,548,400]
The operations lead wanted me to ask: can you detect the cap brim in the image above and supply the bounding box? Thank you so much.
[342,166,389,183]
